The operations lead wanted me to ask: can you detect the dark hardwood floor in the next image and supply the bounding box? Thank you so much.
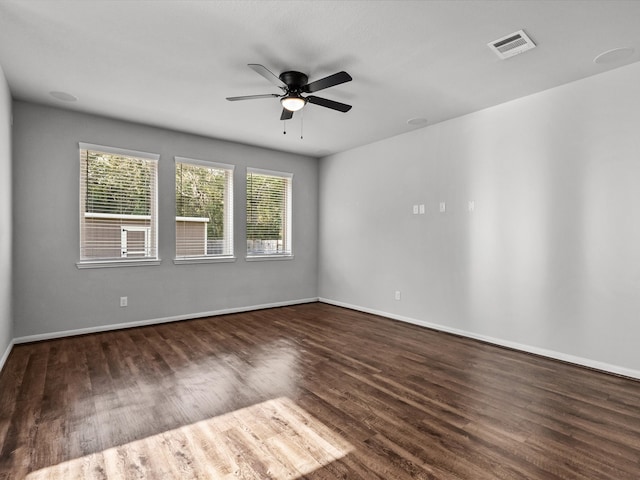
[1,302,640,479]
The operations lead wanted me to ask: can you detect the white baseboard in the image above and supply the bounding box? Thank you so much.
[0,338,15,373]
[319,297,640,381]
[7,297,640,382]
[13,297,319,345]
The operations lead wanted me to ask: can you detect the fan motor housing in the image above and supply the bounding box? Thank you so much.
[279,71,308,90]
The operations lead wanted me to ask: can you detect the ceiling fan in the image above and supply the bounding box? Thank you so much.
[226,64,353,120]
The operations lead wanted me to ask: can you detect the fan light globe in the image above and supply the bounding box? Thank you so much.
[281,95,306,112]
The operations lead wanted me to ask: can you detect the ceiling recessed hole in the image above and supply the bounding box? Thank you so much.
[407,117,428,126]
[49,91,78,102]
[593,47,635,65]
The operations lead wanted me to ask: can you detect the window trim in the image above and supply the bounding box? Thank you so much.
[79,143,160,162]
[76,258,162,269]
[173,256,236,265]
[246,167,293,260]
[245,254,294,262]
[174,156,235,263]
[77,143,160,269]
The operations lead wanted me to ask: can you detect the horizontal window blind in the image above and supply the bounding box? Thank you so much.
[79,144,158,262]
[175,158,234,259]
[246,168,292,256]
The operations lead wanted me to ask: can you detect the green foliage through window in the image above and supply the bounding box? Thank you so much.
[247,174,286,240]
[175,159,233,258]
[176,162,228,241]
[79,145,158,262]
[247,169,292,255]
[85,151,153,216]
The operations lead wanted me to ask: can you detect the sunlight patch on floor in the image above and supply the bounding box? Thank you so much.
[26,397,353,479]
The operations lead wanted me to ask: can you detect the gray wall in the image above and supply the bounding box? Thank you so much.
[319,61,640,376]
[12,102,318,338]
[0,65,12,364]
[8,62,640,377]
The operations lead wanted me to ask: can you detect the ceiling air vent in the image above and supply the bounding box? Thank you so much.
[488,30,536,59]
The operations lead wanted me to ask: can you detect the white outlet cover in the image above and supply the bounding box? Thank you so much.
[439,202,446,213]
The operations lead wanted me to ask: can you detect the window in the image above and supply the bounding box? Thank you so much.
[246,168,292,258]
[78,143,159,267]
[175,158,234,262]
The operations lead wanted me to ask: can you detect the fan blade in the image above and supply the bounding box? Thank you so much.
[226,94,280,101]
[248,64,287,89]
[302,71,352,93]
[307,95,352,112]
[280,108,293,121]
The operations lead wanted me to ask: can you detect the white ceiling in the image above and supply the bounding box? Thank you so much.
[1,0,639,157]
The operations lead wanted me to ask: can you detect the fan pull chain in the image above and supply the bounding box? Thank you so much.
[300,109,304,140]
[283,120,286,135]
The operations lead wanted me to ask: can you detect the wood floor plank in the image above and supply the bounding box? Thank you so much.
[1,303,640,479]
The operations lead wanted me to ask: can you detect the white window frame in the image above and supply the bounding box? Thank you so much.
[246,167,293,261]
[77,143,160,269]
[174,157,235,264]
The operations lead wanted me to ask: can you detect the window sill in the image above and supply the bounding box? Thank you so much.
[174,256,236,265]
[246,254,294,262]
[76,258,162,269]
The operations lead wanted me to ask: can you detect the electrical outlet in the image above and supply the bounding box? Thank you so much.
[394,290,401,301]
[120,296,128,307]
[439,201,446,213]
[412,205,419,215]
[468,200,475,212]
[419,204,425,214]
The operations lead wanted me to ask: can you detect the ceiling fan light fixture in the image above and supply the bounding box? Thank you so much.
[227,64,353,119]
[281,94,306,112]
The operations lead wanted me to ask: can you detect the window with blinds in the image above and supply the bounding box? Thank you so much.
[175,158,234,261]
[246,168,293,257]
[79,143,159,266]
